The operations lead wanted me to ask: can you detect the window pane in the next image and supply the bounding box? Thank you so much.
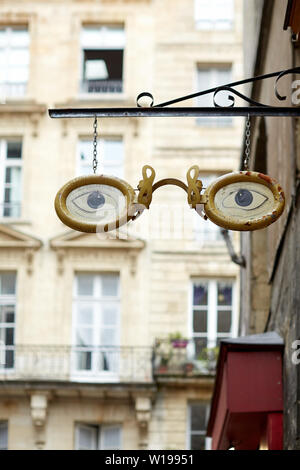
[7,67,29,83]
[194,337,207,356]
[8,49,29,66]
[77,274,94,296]
[77,425,97,450]
[0,30,6,47]
[217,310,232,333]
[191,435,205,450]
[81,26,125,49]
[10,29,29,47]
[103,306,118,326]
[76,351,92,371]
[0,422,8,450]
[5,350,14,369]
[0,306,14,323]
[0,273,16,295]
[78,139,123,178]
[195,0,233,29]
[83,49,123,81]
[5,167,21,191]
[77,306,93,325]
[191,403,207,430]
[217,282,232,306]
[5,328,14,346]
[7,141,22,159]
[193,310,207,333]
[102,140,123,163]
[101,426,121,450]
[100,328,116,346]
[193,284,208,306]
[102,275,118,297]
[76,328,93,346]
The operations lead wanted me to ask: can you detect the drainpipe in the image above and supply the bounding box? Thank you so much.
[220,229,246,267]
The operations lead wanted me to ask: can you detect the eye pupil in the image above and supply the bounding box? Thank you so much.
[87,191,105,209]
[235,189,253,207]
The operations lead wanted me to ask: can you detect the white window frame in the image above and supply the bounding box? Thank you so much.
[0,139,22,219]
[187,402,211,450]
[71,273,120,382]
[189,279,238,351]
[75,423,122,450]
[194,0,234,31]
[0,26,29,98]
[196,66,232,127]
[80,25,125,95]
[0,422,8,450]
[0,272,17,372]
[77,137,124,178]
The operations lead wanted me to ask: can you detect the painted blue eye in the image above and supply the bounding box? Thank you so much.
[73,191,106,213]
[65,183,127,224]
[234,189,253,207]
[223,188,267,211]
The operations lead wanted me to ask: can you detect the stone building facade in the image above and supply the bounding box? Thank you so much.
[240,0,300,450]
[0,0,242,450]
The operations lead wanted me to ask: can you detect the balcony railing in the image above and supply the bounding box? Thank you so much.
[0,82,27,101]
[153,339,218,377]
[0,345,153,383]
[80,79,123,94]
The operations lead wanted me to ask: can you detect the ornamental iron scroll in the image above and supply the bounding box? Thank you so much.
[51,67,297,232]
[49,66,300,118]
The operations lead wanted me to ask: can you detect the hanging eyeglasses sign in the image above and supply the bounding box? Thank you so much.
[51,67,300,233]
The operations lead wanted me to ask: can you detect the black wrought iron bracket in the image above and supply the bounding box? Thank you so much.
[49,67,300,119]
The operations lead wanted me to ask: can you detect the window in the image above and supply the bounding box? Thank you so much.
[72,273,120,379]
[75,424,122,450]
[0,140,22,218]
[80,25,125,94]
[196,67,232,126]
[188,403,211,450]
[191,279,237,356]
[0,273,16,370]
[77,138,124,178]
[0,422,8,450]
[195,0,234,30]
[193,174,223,242]
[0,27,29,99]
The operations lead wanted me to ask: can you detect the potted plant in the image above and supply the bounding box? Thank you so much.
[154,338,173,373]
[196,347,219,372]
[168,332,189,348]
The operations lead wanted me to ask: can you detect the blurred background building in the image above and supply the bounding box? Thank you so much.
[0,0,243,450]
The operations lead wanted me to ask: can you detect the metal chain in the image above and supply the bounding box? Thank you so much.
[92,116,98,174]
[243,114,251,171]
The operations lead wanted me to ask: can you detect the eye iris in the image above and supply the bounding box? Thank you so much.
[87,191,105,209]
[235,189,253,207]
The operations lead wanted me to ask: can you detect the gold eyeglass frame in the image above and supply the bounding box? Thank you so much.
[54,166,285,233]
[54,175,137,233]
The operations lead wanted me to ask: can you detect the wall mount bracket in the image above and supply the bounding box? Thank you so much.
[49,67,300,119]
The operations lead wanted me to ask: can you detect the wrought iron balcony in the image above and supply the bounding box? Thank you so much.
[0,345,153,383]
[153,339,218,377]
[0,82,27,100]
[80,79,123,94]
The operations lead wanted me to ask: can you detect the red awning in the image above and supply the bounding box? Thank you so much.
[207,332,284,450]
